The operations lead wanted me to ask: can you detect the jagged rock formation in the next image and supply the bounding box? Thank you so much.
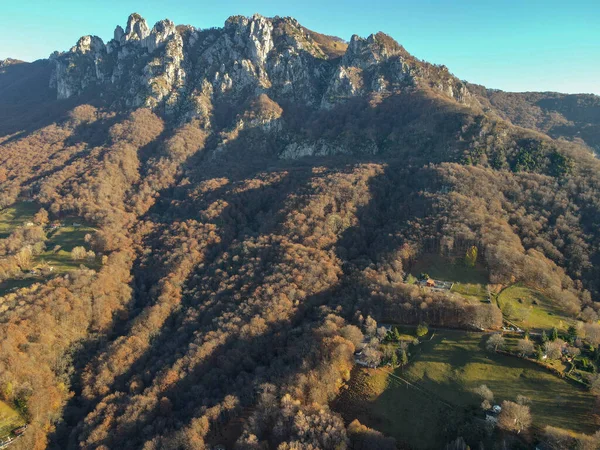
[43,12,599,160]
[48,13,474,117]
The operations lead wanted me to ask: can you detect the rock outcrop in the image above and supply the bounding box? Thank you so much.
[49,13,475,111]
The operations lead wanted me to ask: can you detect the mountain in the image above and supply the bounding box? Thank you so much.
[469,84,600,153]
[1,13,600,450]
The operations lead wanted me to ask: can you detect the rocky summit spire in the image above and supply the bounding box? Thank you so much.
[124,13,150,42]
[114,25,125,42]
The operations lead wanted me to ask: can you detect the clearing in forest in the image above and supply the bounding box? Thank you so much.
[497,284,575,332]
[333,330,597,449]
[0,202,99,296]
[410,254,489,302]
[0,400,25,441]
[0,201,39,238]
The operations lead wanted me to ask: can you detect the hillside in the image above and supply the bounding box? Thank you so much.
[469,83,600,153]
[0,12,600,450]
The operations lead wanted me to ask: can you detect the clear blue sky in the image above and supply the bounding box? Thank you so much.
[2,0,599,94]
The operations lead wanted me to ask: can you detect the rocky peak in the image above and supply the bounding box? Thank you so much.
[114,25,125,42]
[225,14,274,65]
[343,32,405,68]
[124,13,150,42]
[71,35,105,55]
[142,19,177,53]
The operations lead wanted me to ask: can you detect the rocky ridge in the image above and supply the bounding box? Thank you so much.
[49,13,475,121]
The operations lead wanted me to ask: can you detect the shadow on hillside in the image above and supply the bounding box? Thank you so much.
[0,61,109,140]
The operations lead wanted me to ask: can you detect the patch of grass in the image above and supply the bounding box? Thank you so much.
[36,224,98,271]
[451,282,489,302]
[0,201,39,238]
[334,331,597,449]
[497,285,574,332]
[0,400,25,440]
[0,209,100,296]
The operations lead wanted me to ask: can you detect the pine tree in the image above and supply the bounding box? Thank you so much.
[399,349,408,367]
[536,346,544,361]
[541,330,548,343]
[390,352,399,368]
[551,327,559,342]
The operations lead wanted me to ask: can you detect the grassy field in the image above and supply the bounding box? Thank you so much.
[497,285,574,332]
[0,400,25,440]
[38,224,98,271]
[451,282,489,302]
[0,202,38,239]
[334,331,597,449]
[0,202,99,296]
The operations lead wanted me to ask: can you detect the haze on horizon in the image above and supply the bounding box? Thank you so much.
[1,0,599,95]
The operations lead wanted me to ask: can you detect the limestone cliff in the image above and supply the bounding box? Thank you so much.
[49,13,475,117]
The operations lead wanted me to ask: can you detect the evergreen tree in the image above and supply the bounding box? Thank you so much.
[536,346,544,361]
[541,330,548,343]
[399,349,408,367]
[551,327,559,342]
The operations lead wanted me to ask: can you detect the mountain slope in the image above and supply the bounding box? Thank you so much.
[0,12,599,450]
[469,83,600,153]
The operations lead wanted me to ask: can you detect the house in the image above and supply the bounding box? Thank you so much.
[25,222,34,227]
[426,279,436,288]
[12,425,27,436]
[492,404,502,414]
[72,222,82,227]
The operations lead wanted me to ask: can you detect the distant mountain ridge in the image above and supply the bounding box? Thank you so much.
[469,84,600,153]
[0,58,24,67]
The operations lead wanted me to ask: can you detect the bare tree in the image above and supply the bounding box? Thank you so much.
[364,316,377,337]
[362,346,382,368]
[498,400,531,434]
[71,246,87,261]
[486,333,505,352]
[517,338,535,357]
[340,325,364,349]
[474,384,494,410]
[544,340,565,360]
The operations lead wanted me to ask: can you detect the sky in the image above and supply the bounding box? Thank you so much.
[1,0,599,94]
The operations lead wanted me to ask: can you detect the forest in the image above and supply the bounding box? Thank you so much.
[1,13,600,450]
